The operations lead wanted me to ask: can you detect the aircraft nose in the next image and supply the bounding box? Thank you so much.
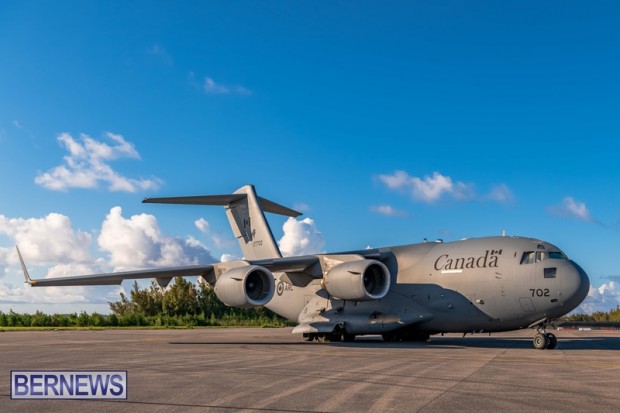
[563,261,590,311]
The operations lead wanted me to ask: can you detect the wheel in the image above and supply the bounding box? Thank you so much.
[327,333,341,342]
[545,333,557,350]
[342,333,356,342]
[382,332,398,342]
[316,334,327,343]
[302,333,315,342]
[533,333,548,350]
[403,332,430,342]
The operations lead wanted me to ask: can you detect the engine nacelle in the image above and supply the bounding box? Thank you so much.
[322,259,391,301]
[214,266,275,308]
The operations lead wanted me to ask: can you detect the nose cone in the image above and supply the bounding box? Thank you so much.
[563,261,590,311]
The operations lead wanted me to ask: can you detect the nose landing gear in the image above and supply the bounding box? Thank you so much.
[532,323,558,350]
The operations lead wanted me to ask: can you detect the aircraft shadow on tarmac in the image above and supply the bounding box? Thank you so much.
[425,336,620,350]
[169,336,620,351]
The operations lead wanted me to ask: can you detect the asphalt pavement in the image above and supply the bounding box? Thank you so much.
[1,327,619,412]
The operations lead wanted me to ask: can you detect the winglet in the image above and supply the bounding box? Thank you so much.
[16,246,36,286]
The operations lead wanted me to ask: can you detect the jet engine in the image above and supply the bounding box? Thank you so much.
[214,266,275,308]
[322,259,391,301]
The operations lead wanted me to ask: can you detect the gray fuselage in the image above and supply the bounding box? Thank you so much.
[267,236,590,336]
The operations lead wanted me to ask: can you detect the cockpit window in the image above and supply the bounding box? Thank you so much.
[520,251,535,264]
[548,251,567,260]
[521,250,567,264]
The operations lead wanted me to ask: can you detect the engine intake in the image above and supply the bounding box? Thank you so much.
[215,266,275,308]
[322,259,390,301]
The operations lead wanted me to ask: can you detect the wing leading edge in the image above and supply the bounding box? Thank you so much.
[16,246,322,287]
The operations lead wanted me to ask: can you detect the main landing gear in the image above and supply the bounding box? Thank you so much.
[532,324,558,350]
[382,331,430,342]
[303,333,356,342]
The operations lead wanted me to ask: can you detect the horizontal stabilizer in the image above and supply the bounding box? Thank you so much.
[143,194,301,217]
[143,194,244,206]
[256,197,302,217]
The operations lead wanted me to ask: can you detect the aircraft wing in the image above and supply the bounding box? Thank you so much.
[20,262,216,287]
[16,246,322,287]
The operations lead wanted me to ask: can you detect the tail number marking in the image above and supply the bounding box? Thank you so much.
[529,288,550,297]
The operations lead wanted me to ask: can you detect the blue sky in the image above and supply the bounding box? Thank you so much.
[1,1,619,313]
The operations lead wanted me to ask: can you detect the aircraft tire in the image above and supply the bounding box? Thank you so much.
[403,332,430,342]
[302,333,315,342]
[533,333,548,350]
[312,333,339,343]
[382,332,399,342]
[545,333,557,350]
[342,334,356,342]
[328,333,342,342]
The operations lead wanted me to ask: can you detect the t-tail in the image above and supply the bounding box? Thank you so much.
[143,184,301,260]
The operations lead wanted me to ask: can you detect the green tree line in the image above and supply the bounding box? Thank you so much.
[566,306,620,322]
[4,278,618,328]
[0,277,293,328]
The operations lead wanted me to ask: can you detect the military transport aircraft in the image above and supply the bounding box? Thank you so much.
[18,185,590,349]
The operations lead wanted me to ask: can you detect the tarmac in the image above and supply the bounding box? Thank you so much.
[1,327,619,412]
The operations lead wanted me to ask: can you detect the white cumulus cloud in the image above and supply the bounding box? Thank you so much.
[0,282,87,305]
[278,217,325,257]
[576,281,620,314]
[370,205,406,217]
[0,213,91,265]
[35,132,163,193]
[98,207,216,271]
[548,196,592,222]
[378,170,474,203]
[220,254,239,263]
[203,76,251,96]
[195,217,210,234]
[204,77,230,94]
[0,207,222,312]
[487,184,515,204]
[0,213,119,310]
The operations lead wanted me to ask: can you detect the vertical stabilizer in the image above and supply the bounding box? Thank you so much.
[143,184,301,260]
[226,185,283,260]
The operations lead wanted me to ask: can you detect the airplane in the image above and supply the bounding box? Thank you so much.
[17,184,590,350]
